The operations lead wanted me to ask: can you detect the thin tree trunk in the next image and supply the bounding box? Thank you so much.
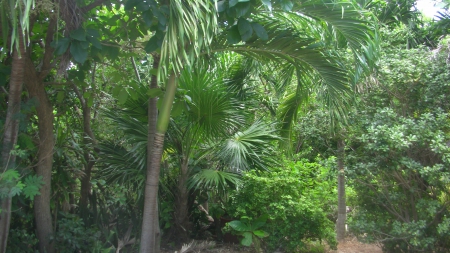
[74,83,97,223]
[0,27,25,253]
[336,139,346,242]
[139,54,161,253]
[151,57,162,253]
[140,73,177,253]
[80,95,96,221]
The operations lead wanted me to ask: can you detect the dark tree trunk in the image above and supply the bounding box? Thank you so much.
[336,139,346,242]
[0,27,25,253]
[73,83,97,223]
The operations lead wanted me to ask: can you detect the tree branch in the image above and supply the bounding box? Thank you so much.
[131,57,141,82]
[72,84,86,108]
[39,14,57,80]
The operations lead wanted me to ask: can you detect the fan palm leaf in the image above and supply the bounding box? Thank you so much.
[187,169,241,196]
[210,120,280,172]
[178,68,246,139]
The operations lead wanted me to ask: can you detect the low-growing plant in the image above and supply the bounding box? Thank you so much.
[225,214,269,251]
[6,228,38,253]
[53,212,104,253]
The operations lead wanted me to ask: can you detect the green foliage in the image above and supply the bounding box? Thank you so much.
[212,120,280,172]
[227,159,337,251]
[346,41,450,252]
[347,108,450,252]
[22,175,44,200]
[225,214,269,249]
[0,169,43,201]
[53,213,106,253]
[6,228,38,253]
[0,169,23,198]
[0,0,34,58]
[188,169,241,195]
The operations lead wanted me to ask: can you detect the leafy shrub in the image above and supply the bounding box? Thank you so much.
[54,213,103,253]
[6,228,38,253]
[226,159,337,252]
[347,109,450,252]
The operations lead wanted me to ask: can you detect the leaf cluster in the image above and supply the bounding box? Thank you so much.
[227,159,337,251]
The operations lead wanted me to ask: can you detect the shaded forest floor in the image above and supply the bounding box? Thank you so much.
[160,237,383,253]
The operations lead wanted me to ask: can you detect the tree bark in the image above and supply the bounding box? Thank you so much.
[0,26,25,253]
[73,84,97,224]
[140,132,165,253]
[336,139,346,242]
[24,13,57,249]
[140,73,177,253]
[25,57,55,253]
[139,55,161,253]
[175,158,190,244]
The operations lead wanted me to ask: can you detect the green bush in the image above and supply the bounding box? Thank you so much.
[54,213,104,253]
[347,109,450,252]
[226,159,337,252]
[6,228,38,253]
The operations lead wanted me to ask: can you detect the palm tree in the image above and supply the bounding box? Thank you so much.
[139,1,218,251]
[99,61,280,244]
[134,0,377,251]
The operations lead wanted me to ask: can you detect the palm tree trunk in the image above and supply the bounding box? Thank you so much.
[175,158,190,243]
[0,27,25,253]
[336,139,346,242]
[140,72,177,253]
[139,55,161,252]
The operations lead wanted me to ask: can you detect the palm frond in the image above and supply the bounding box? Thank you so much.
[277,74,314,141]
[187,169,241,195]
[209,0,378,138]
[296,0,375,51]
[159,0,218,78]
[179,68,246,139]
[97,140,146,200]
[212,11,352,97]
[1,0,34,57]
[215,120,280,172]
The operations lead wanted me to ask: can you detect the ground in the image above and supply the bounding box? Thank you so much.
[331,237,383,253]
[160,237,383,253]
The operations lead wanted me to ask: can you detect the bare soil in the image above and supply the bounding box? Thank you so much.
[330,237,383,253]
